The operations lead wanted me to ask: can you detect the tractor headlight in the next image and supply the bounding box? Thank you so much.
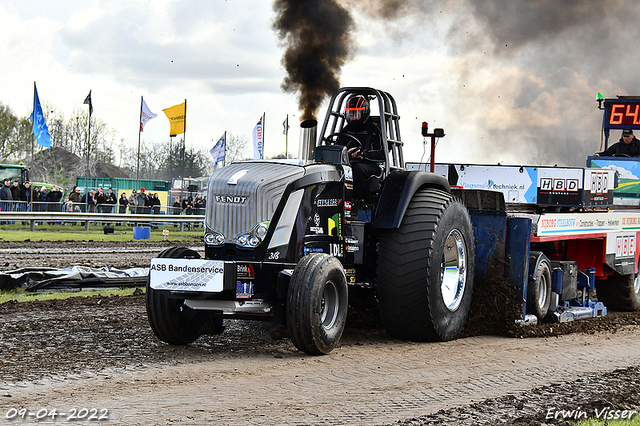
[235,222,270,249]
[255,222,269,239]
[204,230,226,246]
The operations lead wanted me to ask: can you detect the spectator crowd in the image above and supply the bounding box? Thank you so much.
[1,179,205,218]
[1,178,64,212]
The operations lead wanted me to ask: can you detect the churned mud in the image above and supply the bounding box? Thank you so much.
[1,241,639,425]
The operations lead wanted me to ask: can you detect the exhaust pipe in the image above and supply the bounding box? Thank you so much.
[298,119,317,162]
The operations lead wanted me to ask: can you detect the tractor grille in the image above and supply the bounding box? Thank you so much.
[205,162,305,241]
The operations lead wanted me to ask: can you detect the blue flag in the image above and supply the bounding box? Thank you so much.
[210,133,226,167]
[32,84,51,148]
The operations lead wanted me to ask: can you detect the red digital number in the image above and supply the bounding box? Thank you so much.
[610,104,624,124]
[609,103,640,125]
[628,104,640,125]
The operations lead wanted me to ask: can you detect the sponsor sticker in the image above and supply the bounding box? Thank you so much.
[215,194,248,204]
[310,213,324,234]
[236,281,254,299]
[317,198,341,207]
[150,258,224,292]
[303,246,324,255]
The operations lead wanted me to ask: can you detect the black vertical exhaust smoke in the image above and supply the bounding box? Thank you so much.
[272,0,354,122]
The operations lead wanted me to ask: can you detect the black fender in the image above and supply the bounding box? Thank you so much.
[373,170,450,229]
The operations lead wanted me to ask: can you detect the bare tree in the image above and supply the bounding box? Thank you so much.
[225,132,250,164]
[0,103,18,161]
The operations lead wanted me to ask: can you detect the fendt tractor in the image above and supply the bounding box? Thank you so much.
[147,88,640,355]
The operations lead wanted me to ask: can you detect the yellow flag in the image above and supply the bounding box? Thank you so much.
[163,102,186,136]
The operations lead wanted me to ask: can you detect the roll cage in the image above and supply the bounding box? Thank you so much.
[318,87,404,177]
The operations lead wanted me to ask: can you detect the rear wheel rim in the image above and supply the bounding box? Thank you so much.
[321,280,340,330]
[440,229,467,311]
[537,267,549,307]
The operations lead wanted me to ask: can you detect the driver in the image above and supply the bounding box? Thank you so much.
[598,128,640,157]
[338,95,385,201]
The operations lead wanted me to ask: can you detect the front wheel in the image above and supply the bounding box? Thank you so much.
[287,253,348,355]
[376,188,475,341]
[146,247,223,345]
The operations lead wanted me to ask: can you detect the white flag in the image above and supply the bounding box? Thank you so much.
[210,134,226,167]
[140,98,157,132]
[253,115,263,160]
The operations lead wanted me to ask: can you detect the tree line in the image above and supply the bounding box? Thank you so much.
[0,101,251,184]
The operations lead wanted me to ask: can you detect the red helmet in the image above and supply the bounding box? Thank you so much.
[345,95,370,123]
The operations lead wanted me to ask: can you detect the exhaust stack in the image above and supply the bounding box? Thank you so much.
[298,119,318,162]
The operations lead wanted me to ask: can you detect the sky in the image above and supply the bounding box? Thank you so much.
[1,0,640,168]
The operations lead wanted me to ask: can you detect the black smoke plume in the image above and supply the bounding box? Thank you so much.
[272,0,354,121]
[272,0,640,165]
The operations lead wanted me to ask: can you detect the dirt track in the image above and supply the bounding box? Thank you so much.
[1,242,640,425]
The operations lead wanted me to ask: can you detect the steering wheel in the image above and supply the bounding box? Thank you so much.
[323,132,363,152]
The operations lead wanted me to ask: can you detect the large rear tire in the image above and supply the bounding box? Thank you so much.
[376,188,475,341]
[287,253,348,355]
[526,252,552,319]
[596,267,640,312]
[146,247,222,345]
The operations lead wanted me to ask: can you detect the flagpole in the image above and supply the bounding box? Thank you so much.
[181,99,187,201]
[285,114,289,158]
[169,135,173,182]
[31,82,35,165]
[136,95,142,191]
[224,131,227,167]
[31,82,36,210]
[86,95,92,202]
[180,99,187,191]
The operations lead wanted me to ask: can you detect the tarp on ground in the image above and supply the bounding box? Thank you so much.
[0,266,148,291]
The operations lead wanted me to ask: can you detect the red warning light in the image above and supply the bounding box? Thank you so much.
[421,122,429,136]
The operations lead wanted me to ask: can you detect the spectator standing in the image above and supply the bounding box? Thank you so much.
[69,186,82,212]
[172,196,181,215]
[137,187,149,214]
[194,194,205,215]
[10,181,21,211]
[0,179,12,221]
[20,182,32,211]
[182,195,193,215]
[48,186,63,212]
[106,188,117,213]
[0,179,11,199]
[32,186,40,211]
[128,190,138,214]
[151,193,161,215]
[145,192,154,214]
[82,190,96,213]
[38,187,49,212]
[69,186,82,204]
[118,193,129,214]
[95,188,106,213]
